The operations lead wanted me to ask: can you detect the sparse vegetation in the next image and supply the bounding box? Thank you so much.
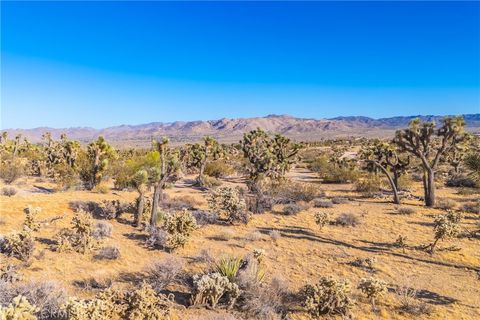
[303,276,354,317]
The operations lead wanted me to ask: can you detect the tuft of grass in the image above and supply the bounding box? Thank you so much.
[334,213,360,227]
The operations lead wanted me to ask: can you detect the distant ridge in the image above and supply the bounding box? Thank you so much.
[4,114,480,146]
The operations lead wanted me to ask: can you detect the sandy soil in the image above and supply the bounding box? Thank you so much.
[0,170,479,319]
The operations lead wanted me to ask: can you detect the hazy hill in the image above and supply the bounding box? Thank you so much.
[4,114,480,146]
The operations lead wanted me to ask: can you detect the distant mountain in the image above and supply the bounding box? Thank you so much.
[4,114,480,146]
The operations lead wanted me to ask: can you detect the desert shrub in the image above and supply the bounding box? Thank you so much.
[162,195,200,210]
[272,181,323,203]
[92,183,109,194]
[94,200,133,220]
[314,212,329,230]
[147,209,197,251]
[191,210,219,226]
[0,295,38,319]
[355,176,382,194]
[0,264,22,283]
[208,186,249,224]
[397,175,414,191]
[146,256,184,292]
[0,229,35,261]
[462,201,479,214]
[94,246,120,260]
[0,280,67,320]
[358,277,388,309]
[334,213,359,227]
[55,210,97,254]
[282,203,303,215]
[331,197,349,204]
[313,198,333,208]
[430,212,461,253]
[303,276,354,317]
[214,256,243,282]
[322,167,359,184]
[396,207,415,215]
[69,200,96,213]
[0,160,25,184]
[446,174,477,188]
[1,187,17,197]
[92,222,113,240]
[269,230,281,242]
[63,290,121,320]
[238,274,287,320]
[395,285,433,316]
[23,206,41,232]
[204,160,235,178]
[191,273,240,309]
[350,257,377,271]
[202,176,222,188]
[245,231,262,242]
[435,198,457,210]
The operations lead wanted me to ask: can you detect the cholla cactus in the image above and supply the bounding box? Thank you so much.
[208,186,249,224]
[125,283,173,320]
[80,136,116,190]
[303,276,354,317]
[393,235,408,253]
[252,248,265,263]
[0,295,38,320]
[63,297,115,320]
[430,212,461,253]
[358,277,388,310]
[56,210,97,253]
[314,212,329,230]
[1,229,35,261]
[23,206,41,231]
[0,263,22,283]
[191,272,240,309]
[147,209,197,251]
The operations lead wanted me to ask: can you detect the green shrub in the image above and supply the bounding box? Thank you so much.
[204,160,235,178]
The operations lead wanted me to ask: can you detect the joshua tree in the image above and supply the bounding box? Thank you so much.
[132,169,149,227]
[60,133,81,168]
[393,117,466,207]
[150,138,180,226]
[80,136,116,190]
[360,140,409,204]
[188,136,223,187]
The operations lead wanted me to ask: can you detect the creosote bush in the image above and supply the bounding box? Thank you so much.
[94,246,120,260]
[350,257,377,271]
[146,256,184,293]
[303,276,354,317]
[313,198,333,208]
[396,207,415,215]
[92,221,113,240]
[1,187,17,197]
[334,213,360,227]
[208,186,249,224]
[435,198,457,211]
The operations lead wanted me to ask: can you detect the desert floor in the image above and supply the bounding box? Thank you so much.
[1,169,479,319]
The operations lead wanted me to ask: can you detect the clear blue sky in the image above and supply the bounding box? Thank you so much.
[1,1,479,129]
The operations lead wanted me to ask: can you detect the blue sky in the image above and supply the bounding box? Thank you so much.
[1,1,479,129]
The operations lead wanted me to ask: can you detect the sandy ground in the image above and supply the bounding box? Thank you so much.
[0,169,479,319]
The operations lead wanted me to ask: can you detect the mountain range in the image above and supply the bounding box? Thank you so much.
[5,114,480,146]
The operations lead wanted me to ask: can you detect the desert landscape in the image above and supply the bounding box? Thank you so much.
[1,116,479,319]
[2,1,479,319]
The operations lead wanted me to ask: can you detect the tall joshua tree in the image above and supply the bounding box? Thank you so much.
[150,138,180,226]
[189,136,223,187]
[81,136,116,190]
[132,169,149,227]
[241,128,301,212]
[360,141,409,204]
[393,116,466,207]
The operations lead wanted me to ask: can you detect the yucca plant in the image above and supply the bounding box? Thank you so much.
[214,256,243,282]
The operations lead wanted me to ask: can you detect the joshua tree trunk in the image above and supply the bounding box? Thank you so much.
[425,168,435,207]
[150,184,162,226]
[197,159,207,187]
[134,191,145,227]
[372,161,400,204]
